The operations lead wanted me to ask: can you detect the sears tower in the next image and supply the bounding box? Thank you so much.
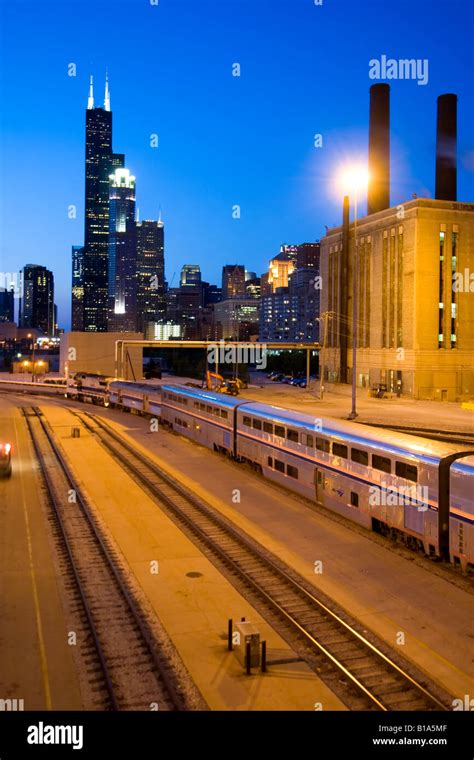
[83,75,124,331]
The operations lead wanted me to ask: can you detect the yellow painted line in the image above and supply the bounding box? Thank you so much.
[14,415,53,710]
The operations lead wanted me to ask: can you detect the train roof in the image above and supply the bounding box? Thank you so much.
[451,454,474,474]
[161,383,246,410]
[241,400,464,462]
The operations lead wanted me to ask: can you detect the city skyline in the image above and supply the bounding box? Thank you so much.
[0,0,473,330]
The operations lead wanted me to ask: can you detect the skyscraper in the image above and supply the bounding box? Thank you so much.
[108,168,137,332]
[82,74,124,331]
[0,287,14,322]
[71,245,84,331]
[19,264,54,335]
[136,219,165,333]
[222,265,246,299]
[180,264,201,287]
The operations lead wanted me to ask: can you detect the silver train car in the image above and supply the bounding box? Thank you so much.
[160,384,474,570]
[65,375,474,569]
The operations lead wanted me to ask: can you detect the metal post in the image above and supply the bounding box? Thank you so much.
[306,348,310,389]
[261,641,267,673]
[245,642,251,675]
[227,619,233,651]
[31,339,36,383]
[348,189,358,420]
[319,313,328,401]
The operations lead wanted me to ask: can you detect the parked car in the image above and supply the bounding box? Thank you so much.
[271,373,285,382]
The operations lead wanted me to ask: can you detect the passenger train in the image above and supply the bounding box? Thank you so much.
[65,374,474,570]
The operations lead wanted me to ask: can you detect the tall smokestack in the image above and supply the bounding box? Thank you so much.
[435,94,457,201]
[368,83,390,215]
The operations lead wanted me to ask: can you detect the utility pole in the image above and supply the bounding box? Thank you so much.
[318,312,331,400]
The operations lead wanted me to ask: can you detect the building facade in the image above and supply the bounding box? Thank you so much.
[320,199,474,400]
[71,245,84,331]
[214,298,260,340]
[0,287,14,322]
[107,168,137,332]
[222,265,246,299]
[136,219,165,333]
[19,264,55,335]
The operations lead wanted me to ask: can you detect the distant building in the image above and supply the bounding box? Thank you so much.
[214,298,260,340]
[222,265,246,299]
[245,276,261,300]
[203,282,222,306]
[136,219,165,333]
[19,264,54,335]
[320,199,474,399]
[0,287,14,322]
[71,245,84,331]
[296,242,320,269]
[260,243,320,342]
[180,264,201,287]
[107,168,137,332]
[289,268,320,342]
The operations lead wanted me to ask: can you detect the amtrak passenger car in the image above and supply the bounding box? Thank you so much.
[160,384,474,570]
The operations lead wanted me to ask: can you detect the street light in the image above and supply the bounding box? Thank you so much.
[337,166,369,420]
[27,332,36,383]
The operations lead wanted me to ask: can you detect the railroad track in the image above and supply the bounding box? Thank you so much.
[23,406,187,711]
[75,409,450,712]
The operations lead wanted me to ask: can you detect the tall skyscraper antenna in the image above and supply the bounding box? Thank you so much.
[104,70,110,111]
[136,207,140,223]
[87,75,94,110]
[158,206,162,223]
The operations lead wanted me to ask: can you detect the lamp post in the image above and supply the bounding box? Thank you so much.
[28,333,36,383]
[337,167,368,421]
[348,187,359,420]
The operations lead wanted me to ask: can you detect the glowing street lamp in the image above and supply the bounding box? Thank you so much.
[337,165,369,420]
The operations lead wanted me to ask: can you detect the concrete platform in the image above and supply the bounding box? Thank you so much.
[244,375,474,435]
[41,404,346,711]
[0,398,83,710]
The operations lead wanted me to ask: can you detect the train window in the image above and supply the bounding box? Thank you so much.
[333,443,348,459]
[263,422,273,434]
[199,403,206,411]
[287,429,299,443]
[267,456,273,467]
[395,461,418,482]
[372,454,391,474]
[194,401,199,408]
[275,425,285,438]
[302,434,314,447]
[206,405,213,413]
[351,448,368,466]
[243,415,252,426]
[220,410,228,419]
[316,437,330,453]
[350,492,359,507]
[287,464,299,479]
[274,459,285,473]
[213,408,220,416]
[252,419,262,430]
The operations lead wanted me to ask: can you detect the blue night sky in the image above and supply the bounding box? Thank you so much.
[0,0,473,329]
